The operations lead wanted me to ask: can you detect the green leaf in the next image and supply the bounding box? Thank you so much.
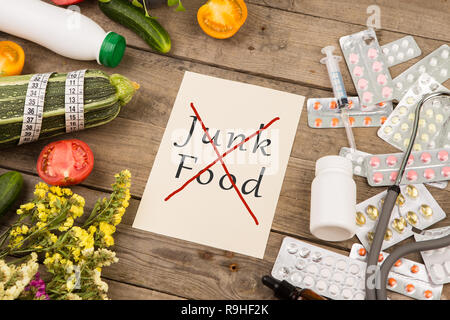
[168,0,185,11]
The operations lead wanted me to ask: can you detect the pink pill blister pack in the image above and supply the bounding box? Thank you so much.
[349,243,442,300]
[272,237,367,300]
[365,148,450,186]
[355,184,446,250]
[381,36,422,68]
[414,226,450,285]
[340,28,394,105]
[392,45,450,101]
[378,73,450,152]
[307,97,393,128]
[339,147,448,189]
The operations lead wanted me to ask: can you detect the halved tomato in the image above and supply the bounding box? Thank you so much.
[51,0,85,5]
[197,0,248,39]
[37,139,94,186]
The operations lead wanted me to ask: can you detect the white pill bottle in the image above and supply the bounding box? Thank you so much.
[310,155,356,241]
[0,0,126,67]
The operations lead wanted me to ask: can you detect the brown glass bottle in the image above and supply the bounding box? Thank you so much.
[262,275,327,300]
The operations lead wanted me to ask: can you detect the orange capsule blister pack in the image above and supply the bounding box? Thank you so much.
[349,243,442,300]
[307,97,393,128]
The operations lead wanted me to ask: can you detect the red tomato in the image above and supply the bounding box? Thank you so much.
[37,139,94,186]
[51,0,84,5]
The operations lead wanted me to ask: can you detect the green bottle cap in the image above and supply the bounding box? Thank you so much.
[99,32,126,68]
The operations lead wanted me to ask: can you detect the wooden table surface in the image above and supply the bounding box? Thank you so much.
[1,0,449,300]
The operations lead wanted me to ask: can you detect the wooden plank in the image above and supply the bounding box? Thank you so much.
[105,279,184,300]
[248,0,450,42]
[0,169,448,300]
[55,0,448,90]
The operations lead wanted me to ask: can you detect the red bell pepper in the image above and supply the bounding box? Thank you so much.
[51,0,85,5]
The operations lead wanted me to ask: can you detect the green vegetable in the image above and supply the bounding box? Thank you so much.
[0,70,138,149]
[99,0,171,54]
[129,0,184,17]
[0,171,23,218]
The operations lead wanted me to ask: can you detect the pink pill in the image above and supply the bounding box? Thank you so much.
[368,48,378,59]
[373,172,384,184]
[382,86,393,98]
[420,152,432,164]
[386,156,397,167]
[372,61,383,72]
[407,155,414,166]
[407,170,418,181]
[438,150,449,162]
[353,66,364,77]
[442,167,450,178]
[424,169,435,180]
[358,78,369,90]
[377,74,387,85]
[370,156,381,168]
[363,91,373,103]
[349,53,359,64]
[389,172,398,182]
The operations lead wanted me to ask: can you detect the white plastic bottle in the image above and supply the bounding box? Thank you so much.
[0,0,126,67]
[310,155,356,241]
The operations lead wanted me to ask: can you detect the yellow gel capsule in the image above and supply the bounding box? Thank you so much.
[408,113,415,121]
[391,116,400,124]
[435,114,443,123]
[418,119,426,128]
[420,204,433,218]
[393,133,402,142]
[421,133,429,142]
[385,228,393,241]
[392,217,407,233]
[384,126,393,134]
[413,143,422,151]
[396,194,405,206]
[406,185,419,199]
[407,211,418,225]
[366,205,379,220]
[367,231,374,243]
[356,211,366,226]
[406,97,415,105]
[425,108,434,118]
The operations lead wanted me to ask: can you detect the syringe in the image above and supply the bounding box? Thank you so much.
[320,45,357,152]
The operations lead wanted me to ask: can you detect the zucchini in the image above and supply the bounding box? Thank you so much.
[0,171,23,219]
[99,0,171,54]
[0,70,138,149]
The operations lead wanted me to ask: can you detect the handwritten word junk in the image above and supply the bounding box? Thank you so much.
[173,115,273,198]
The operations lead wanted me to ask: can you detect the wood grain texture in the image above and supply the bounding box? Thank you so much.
[248,0,450,42]
[0,0,448,300]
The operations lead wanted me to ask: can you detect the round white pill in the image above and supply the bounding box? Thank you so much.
[303,275,315,287]
[290,272,303,285]
[349,264,360,275]
[328,284,339,296]
[342,288,353,300]
[316,280,327,292]
[336,260,347,271]
[307,264,319,275]
[332,272,344,283]
[287,242,298,254]
[320,268,331,279]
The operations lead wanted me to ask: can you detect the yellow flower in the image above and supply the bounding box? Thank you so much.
[49,233,58,244]
[36,221,47,230]
[16,209,24,215]
[21,225,29,234]
[49,186,63,196]
[112,214,122,226]
[69,204,83,218]
[36,182,49,191]
[58,216,74,232]
[34,188,46,199]
[20,202,35,211]
[62,188,73,196]
[99,222,116,236]
[103,235,114,247]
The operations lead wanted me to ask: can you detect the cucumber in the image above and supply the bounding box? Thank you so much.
[99,0,171,54]
[0,171,23,219]
[0,70,138,149]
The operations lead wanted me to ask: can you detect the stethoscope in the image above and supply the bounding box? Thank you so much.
[365,91,450,300]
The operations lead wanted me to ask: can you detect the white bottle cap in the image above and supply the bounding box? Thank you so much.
[315,155,353,176]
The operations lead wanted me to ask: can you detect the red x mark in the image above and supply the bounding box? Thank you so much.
[165,102,280,225]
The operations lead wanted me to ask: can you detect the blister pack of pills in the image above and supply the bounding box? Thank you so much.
[272,237,366,300]
[381,36,422,68]
[355,184,446,250]
[307,97,393,128]
[339,147,371,177]
[392,45,450,101]
[414,226,450,285]
[340,29,394,105]
[365,148,450,186]
[378,73,450,152]
[339,147,448,189]
[349,243,442,300]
